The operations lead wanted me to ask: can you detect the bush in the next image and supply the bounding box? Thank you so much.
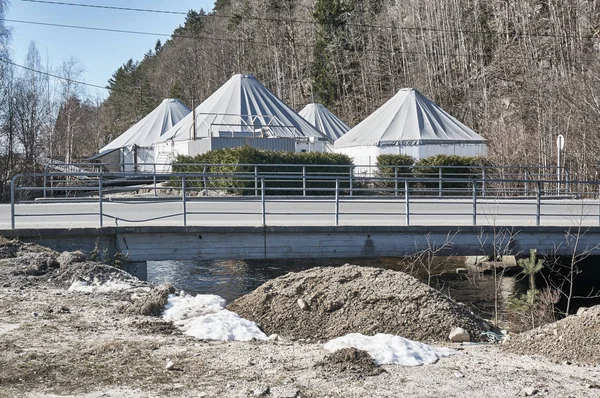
[375,154,415,192]
[173,146,353,195]
[413,155,488,194]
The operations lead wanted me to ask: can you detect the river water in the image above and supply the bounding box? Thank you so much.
[147,257,506,322]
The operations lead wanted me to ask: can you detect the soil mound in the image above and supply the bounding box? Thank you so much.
[316,348,383,378]
[503,306,600,366]
[228,264,493,343]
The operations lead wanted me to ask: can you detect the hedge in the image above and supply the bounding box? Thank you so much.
[173,146,353,195]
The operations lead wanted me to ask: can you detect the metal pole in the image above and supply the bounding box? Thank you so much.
[182,176,187,227]
[10,175,16,229]
[254,165,258,197]
[394,167,398,197]
[481,166,486,197]
[303,166,306,197]
[439,166,443,197]
[536,182,541,226]
[472,181,477,226]
[557,145,561,194]
[203,165,208,196]
[335,178,340,226]
[565,168,570,193]
[99,174,103,228]
[524,169,529,196]
[349,165,354,197]
[261,177,266,226]
[153,164,157,197]
[43,166,47,198]
[404,180,410,226]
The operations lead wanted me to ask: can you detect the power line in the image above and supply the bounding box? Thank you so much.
[20,0,600,40]
[0,57,136,94]
[1,17,549,61]
[21,0,188,15]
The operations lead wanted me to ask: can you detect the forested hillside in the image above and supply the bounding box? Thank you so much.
[100,0,600,181]
[3,0,600,200]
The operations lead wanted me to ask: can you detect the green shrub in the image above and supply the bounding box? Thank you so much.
[173,146,353,195]
[413,155,488,194]
[375,154,415,192]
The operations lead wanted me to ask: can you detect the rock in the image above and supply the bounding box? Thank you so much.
[268,334,279,341]
[271,386,299,398]
[455,268,469,274]
[297,299,309,311]
[576,307,588,316]
[253,386,270,396]
[522,387,538,396]
[449,327,470,342]
[165,359,175,370]
[454,372,465,378]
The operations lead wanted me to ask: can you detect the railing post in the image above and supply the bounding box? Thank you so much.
[303,165,306,197]
[99,174,103,228]
[404,180,410,226]
[203,165,208,196]
[335,178,340,226]
[261,177,266,226]
[481,166,486,197]
[349,165,354,197]
[394,167,398,197]
[536,182,541,226]
[439,166,443,197]
[524,169,529,196]
[565,168,570,193]
[10,175,16,229]
[43,166,47,198]
[153,164,157,197]
[472,181,477,226]
[182,175,187,227]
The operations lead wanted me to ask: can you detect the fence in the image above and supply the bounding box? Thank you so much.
[9,165,598,229]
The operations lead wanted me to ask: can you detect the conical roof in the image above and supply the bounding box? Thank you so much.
[156,74,328,143]
[334,88,486,148]
[298,103,350,141]
[99,98,191,153]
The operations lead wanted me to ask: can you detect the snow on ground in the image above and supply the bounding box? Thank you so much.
[68,280,133,293]
[162,293,268,341]
[324,333,457,366]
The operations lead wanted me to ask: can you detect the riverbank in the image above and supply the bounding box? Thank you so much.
[1,240,599,397]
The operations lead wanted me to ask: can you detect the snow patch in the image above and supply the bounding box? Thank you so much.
[163,293,268,341]
[324,333,457,366]
[68,280,132,293]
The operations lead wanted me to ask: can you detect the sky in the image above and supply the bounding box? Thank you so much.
[5,0,216,98]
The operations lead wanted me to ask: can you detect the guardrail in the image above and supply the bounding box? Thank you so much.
[9,169,591,229]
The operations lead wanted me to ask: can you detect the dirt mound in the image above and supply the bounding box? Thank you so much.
[228,264,493,343]
[126,284,175,316]
[316,348,383,378]
[503,306,600,365]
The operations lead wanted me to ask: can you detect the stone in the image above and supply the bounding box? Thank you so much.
[576,307,588,316]
[253,386,270,396]
[449,327,470,342]
[271,386,299,398]
[297,299,309,311]
[455,268,469,274]
[522,387,538,396]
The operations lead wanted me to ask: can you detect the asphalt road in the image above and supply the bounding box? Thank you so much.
[2,196,599,229]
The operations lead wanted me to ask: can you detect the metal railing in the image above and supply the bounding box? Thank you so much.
[8,167,596,229]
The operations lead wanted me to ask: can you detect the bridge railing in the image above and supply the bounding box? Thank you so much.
[9,170,596,229]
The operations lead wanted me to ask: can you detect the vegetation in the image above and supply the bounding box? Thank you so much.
[4,0,600,199]
[173,146,353,195]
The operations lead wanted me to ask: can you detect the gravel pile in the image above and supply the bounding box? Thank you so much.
[503,306,600,366]
[228,264,494,343]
